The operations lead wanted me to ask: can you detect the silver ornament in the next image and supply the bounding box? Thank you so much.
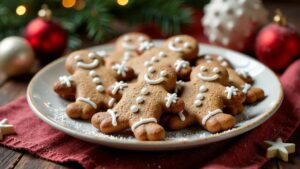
[0,36,35,76]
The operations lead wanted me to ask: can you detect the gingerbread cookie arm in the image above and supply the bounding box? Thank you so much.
[107,81,128,101]
[111,63,136,81]
[163,93,185,114]
[53,75,76,100]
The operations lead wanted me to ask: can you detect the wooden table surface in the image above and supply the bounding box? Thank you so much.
[1,2,300,169]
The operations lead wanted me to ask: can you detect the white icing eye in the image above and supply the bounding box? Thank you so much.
[175,37,183,43]
[89,70,97,77]
[158,51,167,58]
[130,105,139,113]
[144,61,152,67]
[217,56,224,61]
[96,85,104,92]
[141,87,149,95]
[213,67,220,73]
[124,35,130,42]
[74,55,81,61]
[160,70,168,77]
[138,36,145,42]
[148,67,155,73]
[151,56,159,62]
[204,55,212,60]
[88,52,96,59]
[200,66,207,72]
[183,42,191,49]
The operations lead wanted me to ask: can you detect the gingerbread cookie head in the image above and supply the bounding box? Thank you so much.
[139,65,177,92]
[65,50,105,74]
[191,62,229,86]
[115,32,152,53]
[163,35,199,61]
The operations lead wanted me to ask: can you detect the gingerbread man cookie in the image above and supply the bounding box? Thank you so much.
[126,47,192,80]
[54,50,135,119]
[196,54,264,104]
[162,62,245,133]
[162,35,199,62]
[91,65,184,141]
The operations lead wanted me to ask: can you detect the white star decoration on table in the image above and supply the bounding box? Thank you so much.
[265,138,295,162]
[0,118,16,140]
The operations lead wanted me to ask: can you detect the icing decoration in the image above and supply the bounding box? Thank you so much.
[0,118,15,141]
[175,37,182,43]
[131,117,157,131]
[89,70,97,77]
[158,51,167,58]
[76,97,97,109]
[96,50,107,58]
[197,73,219,81]
[178,111,186,121]
[138,36,145,42]
[217,56,224,61]
[200,66,208,72]
[136,96,144,104]
[148,67,156,73]
[235,69,249,78]
[122,52,131,62]
[122,36,136,50]
[164,93,178,108]
[130,105,139,113]
[174,60,190,72]
[265,138,296,162]
[77,58,100,69]
[168,41,184,52]
[107,109,118,126]
[202,109,222,126]
[111,81,128,95]
[221,61,228,67]
[112,63,128,77]
[88,52,96,59]
[108,98,116,107]
[199,85,208,92]
[175,80,185,93]
[194,100,202,107]
[196,93,205,100]
[225,86,239,99]
[144,70,166,85]
[242,83,252,93]
[151,56,159,63]
[144,61,152,67]
[96,85,104,92]
[141,87,150,95]
[59,75,72,87]
[204,55,212,60]
[183,42,191,49]
[123,35,130,41]
[212,67,220,74]
[92,77,101,84]
[74,55,81,61]
[139,41,154,52]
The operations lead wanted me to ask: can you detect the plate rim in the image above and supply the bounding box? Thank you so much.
[26,42,284,150]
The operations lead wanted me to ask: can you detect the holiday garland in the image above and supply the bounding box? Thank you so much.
[0,0,208,49]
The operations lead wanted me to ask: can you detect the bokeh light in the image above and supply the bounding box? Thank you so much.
[16,5,26,16]
[117,0,129,6]
[62,0,76,8]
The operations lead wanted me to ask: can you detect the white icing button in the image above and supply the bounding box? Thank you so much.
[148,67,155,73]
[151,56,159,62]
[96,85,104,92]
[196,93,205,100]
[136,96,144,104]
[88,52,96,59]
[199,85,208,92]
[200,66,207,72]
[221,61,228,67]
[93,77,101,84]
[160,71,167,77]
[141,87,149,95]
[217,56,224,61]
[89,70,97,77]
[130,105,139,113]
[213,67,220,74]
[158,51,167,58]
[194,100,202,107]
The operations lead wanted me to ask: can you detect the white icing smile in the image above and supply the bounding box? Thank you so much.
[77,59,100,69]
[197,73,219,81]
[144,70,167,85]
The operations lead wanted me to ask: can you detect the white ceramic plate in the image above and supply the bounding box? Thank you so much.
[27,41,283,151]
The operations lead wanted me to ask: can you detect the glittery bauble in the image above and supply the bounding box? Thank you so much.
[255,24,300,71]
[0,36,35,76]
[202,0,268,51]
[24,18,67,64]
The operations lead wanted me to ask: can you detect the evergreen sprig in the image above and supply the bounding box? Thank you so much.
[0,0,208,49]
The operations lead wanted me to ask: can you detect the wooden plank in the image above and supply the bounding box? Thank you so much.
[262,159,279,169]
[0,146,23,169]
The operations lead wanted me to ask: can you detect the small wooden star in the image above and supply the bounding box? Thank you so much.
[265,138,295,162]
[0,118,16,141]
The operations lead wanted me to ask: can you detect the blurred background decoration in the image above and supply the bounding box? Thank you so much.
[0,0,209,49]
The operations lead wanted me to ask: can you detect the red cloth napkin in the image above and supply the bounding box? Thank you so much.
[0,59,300,169]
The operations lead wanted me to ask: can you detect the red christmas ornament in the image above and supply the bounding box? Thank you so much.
[25,5,67,64]
[255,10,300,71]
